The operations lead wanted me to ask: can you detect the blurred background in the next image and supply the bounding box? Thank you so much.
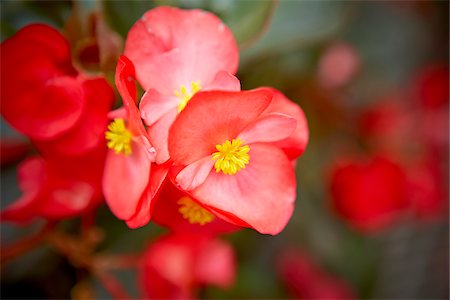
[1,0,448,299]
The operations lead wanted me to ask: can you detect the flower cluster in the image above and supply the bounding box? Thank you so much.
[102,6,308,235]
[1,6,309,299]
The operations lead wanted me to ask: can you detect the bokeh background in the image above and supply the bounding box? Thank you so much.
[1,1,448,299]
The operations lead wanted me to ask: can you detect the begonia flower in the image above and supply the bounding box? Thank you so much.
[124,6,240,163]
[102,56,167,228]
[139,233,235,299]
[277,249,356,300]
[329,156,408,233]
[1,150,105,222]
[0,24,114,157]
[151,180,240,235]
[168,89,307,235]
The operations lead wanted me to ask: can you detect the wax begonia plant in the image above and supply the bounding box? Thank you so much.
[102,6,309,236]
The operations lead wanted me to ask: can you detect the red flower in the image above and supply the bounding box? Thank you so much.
[151,180,240,235]
[125,6,240,163]
[168,89,307,235]
[1,150,105,222]
[329,156,408,233]
[139,233,235,299]
[102,56,167,228]
[0,24,114,156]
[277,249,356,300]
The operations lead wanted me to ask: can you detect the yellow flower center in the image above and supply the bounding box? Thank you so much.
[177,196,214,225]
[212,138,250,175]
[105,118,132,155]
[174,81,202,112]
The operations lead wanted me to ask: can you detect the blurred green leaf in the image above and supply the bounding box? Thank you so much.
[1,0,71,39]
[214,0,278,49]
[101,0,157,37]
[241,1,353,67]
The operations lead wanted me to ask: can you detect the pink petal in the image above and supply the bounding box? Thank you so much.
[238,113,297,144]
[125,6,239,92]
[102,141,151,220]
[204,71,241,92]
[195,238,235,288]
[175,157,214,191]
[261,87,309,160]
[169,90,272,165]
[147,109,177,164]
[140,89,179,126]
[192,143,296,235]
[126,162,170,228]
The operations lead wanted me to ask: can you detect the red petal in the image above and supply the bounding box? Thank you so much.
[239,113,297,144]
[169,90,272,165]
[261,88,309,160]
[152,180,240,235]
[190,143,296,235]
[175,156,214,191]
[126,162,169,228]
[34,77,114,156]
[102,141,151,220]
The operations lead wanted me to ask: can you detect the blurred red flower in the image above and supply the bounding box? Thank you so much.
[0,24,114,156]
[329,156,409,233]
[1,150,105,222]
[277,249,356,300]
[125,6,240,163]
[139,233,235,299]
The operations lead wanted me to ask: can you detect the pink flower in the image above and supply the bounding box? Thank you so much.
[102,56,167,228]
[317,41,360,89]
[329,156,408,233]
[277,249,356,300]
[168,89,308,235]
[139,233,235,299]
[124,6,240,163]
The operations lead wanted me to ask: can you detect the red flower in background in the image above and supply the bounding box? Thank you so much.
[277,249,356,300]
[0,24,114,157]
[0,24,114,222]
[125,6,240,163]
[329,156,408,233]
[1,150,105,222]
[169,89,307,235]
[139,233,235,299]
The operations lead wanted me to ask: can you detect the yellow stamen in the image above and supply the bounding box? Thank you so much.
[178,196,214,225]
[105,118,132,155]
[212,138,250,175]
[174,81,202,112]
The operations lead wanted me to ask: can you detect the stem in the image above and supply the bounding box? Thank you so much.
[92,269,133,300]
[1,222,55,263]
